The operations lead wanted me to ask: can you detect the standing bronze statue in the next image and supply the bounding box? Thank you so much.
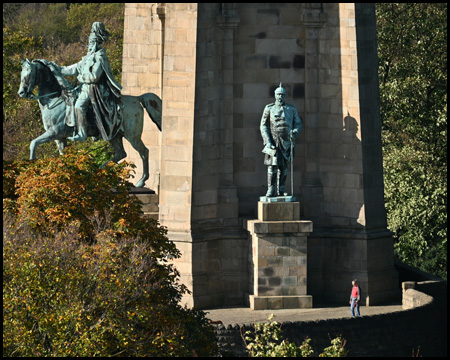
[260,83,303,198]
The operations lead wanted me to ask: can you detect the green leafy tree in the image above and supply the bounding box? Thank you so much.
[3,25,45,160]
[9,148,139,242]
[319,336,348,358]
[377,3,447,278]
[3,149,218,357]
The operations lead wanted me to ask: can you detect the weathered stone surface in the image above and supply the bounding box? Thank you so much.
[249,295,312,310]
[247,219,313,234]
[247,201,313,309]
[122,3,398,308]
[258,201,300,221]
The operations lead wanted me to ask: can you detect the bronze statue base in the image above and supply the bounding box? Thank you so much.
[259,195,296,203]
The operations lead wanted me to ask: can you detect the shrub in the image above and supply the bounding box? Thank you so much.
[3,159,30,199]
[7,147,142,243]
[3,149,218,357]
[319,336,348,357]
[243,314,347,357]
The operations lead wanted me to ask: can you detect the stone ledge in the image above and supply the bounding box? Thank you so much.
[132,193,159,204]
[247,220,313,234]
[249,295,313,310]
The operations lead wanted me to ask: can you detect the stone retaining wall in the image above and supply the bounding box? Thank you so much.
[402,281,433,309]
[213,280,447,357]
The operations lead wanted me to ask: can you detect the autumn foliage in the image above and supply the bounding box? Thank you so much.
[3,149,218,356]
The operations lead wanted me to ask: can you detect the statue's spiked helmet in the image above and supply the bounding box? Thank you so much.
[274,82,286,95]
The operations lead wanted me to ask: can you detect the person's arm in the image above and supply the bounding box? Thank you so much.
[60,62,79,77]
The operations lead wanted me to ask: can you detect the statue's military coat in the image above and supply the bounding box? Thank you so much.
[60,48,122,141]
[260,103,302,166]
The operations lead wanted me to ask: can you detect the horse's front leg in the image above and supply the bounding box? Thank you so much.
[55,139,67,155]
[30,131,57,160]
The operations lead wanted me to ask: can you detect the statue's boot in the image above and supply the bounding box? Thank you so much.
[278,166,288,196]
[266,167,277,197]
[68,128,87,142]
[70,106,88,142]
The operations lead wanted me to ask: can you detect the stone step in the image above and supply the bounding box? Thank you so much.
[141,203,159,213]
[143,213,159,221]
[135,193,159,204]
[132,193,159,221]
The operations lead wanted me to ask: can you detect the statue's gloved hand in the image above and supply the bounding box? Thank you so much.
[262,143,277,156]
[290,129,299,139]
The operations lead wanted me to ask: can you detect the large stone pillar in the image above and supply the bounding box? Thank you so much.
[159,4,247,309]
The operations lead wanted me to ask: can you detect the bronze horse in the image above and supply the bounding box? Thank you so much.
[18,59,161,188]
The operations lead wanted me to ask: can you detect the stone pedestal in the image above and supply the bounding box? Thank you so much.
[128,188,159,221]
[246,201,313,310]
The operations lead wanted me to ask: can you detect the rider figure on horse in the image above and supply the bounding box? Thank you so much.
[52,22,123,142]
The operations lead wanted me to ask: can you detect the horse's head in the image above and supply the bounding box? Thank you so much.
[18,59,37,99]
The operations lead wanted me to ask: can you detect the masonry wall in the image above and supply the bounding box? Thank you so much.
[122,3,399,308]
[231,3,306,215]
[230,3,364,227]
[214,281,447,357]
[230,3,398,305]
[158,4,198,307]
[124,4,200,307]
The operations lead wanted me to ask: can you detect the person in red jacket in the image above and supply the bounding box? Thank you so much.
[349,279,361,317]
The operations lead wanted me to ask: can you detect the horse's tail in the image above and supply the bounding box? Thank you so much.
[138,93,162,131]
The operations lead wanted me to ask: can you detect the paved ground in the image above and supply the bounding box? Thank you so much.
[203,302,404,326]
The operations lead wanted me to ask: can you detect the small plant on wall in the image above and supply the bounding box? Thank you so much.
[242,314,347,357]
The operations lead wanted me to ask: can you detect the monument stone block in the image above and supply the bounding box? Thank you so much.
[258,202,300,221]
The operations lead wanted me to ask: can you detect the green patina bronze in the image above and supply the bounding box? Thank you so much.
[18,22,161,188]
[260,83,303,198]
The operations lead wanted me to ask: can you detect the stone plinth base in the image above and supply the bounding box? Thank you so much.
[257,201,300,221]
[127,187,156,195]
[259,195,296,203]
[246,201,313,310]
[250,295,313,310]
[130,190,159,221]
